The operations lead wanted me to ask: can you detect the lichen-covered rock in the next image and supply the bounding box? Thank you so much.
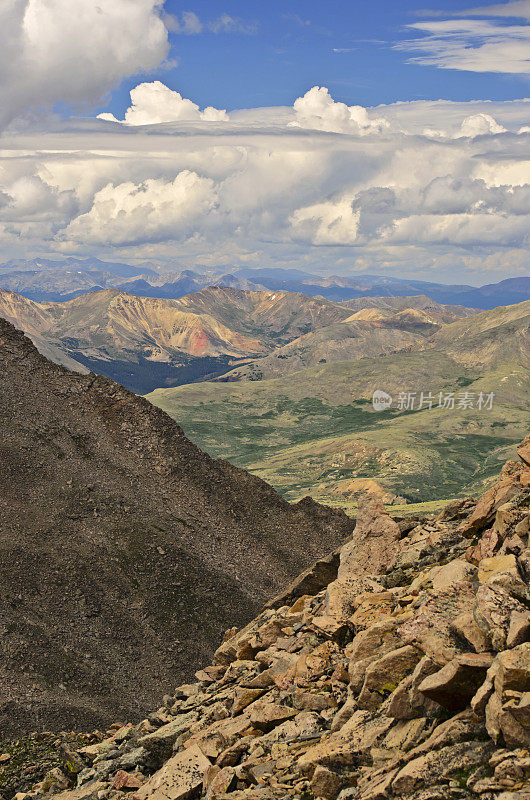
[357,645,422,710]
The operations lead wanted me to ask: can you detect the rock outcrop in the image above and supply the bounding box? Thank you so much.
[0,319,354,735]
[11,435,530,800]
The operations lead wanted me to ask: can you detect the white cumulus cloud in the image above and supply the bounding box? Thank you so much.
[0,0,170,128]
[290,197,360,245]
[290,87,390,135]
[98,81,228,125]
[62,171,218,245]
[458,113,507,137]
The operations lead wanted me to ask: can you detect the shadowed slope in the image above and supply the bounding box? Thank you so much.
[0,320,353,736]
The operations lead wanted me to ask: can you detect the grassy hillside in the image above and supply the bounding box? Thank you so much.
[146,345,528,505]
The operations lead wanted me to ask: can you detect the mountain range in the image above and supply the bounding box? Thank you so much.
[0,318,353,735]
[1,258,529,309]
[2,285,527,507]
[0,288,475,393]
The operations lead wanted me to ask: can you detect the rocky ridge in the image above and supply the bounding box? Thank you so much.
[10,436,530,800]
[0,319,354,734]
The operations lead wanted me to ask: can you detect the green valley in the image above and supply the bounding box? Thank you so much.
[146,301,530,507]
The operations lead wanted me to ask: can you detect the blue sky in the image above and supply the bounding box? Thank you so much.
[102,0,530,119]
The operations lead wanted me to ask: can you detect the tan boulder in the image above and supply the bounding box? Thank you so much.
[507,611,530,648]
[112,771,143,791]
[310,765,347,800]
[325,493,399,619]
[133,745,211,800]
[471,663,496,716]
[460,475,521,538]
[417,652,493,711]
[292,689,337,712]
[474,583,530,651]
[349,592,395,628]
[383,655,445,720]
[247,699,298,732]
[137,712,198,756]
[184,715,252,761]
[231,688,268,716]
[451,611,491,653]
[357,645,422,710]
[205,766,236,800]
[495,643,530,699]
[430,559,476,590]
[478,554,520,583]
[398,583,476,665]
[486,693,530,750]
[326,575,385,623]
[510,692,530,728]
[46,783,107,800]
[391,741,493,796]
[297,711,392,775]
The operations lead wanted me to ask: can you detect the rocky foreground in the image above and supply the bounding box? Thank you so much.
[8,436,530,800]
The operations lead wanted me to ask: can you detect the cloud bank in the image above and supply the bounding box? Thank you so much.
[0,83,529,282]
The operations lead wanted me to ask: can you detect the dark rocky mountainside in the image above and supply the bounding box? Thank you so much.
[5,435,530,800]
[0,320,354,736]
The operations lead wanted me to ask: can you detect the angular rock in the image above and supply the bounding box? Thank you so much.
[471,663,496,717]
[310,765,347,800]
[507,611,530,649]
[326,493,399,619]
[298,711,393,775]
[349,592,395,628]
[231,688,267,716]
[510,692,530,727]
[478,554,520,584]
[495,643,530,698]
[475,583,529,652]
[486,693,530,750]
[137,713,198,757]
[391,741,493,795]
[451,611,491,653]
[205,766,236,800]
[398,584,476,665]
[265,550,341,610]
[112,771,143,791]
[247,699,298,732]
[384,655,444,720]
[430,559,476,590]
[357,645,422,710]
[48,783,107,800]
[133,745,211,800]
[348,620,401,666]
[460,475,521,537]
[417,652,493,711]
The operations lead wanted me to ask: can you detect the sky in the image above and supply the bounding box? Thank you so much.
[0,0,529,283]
